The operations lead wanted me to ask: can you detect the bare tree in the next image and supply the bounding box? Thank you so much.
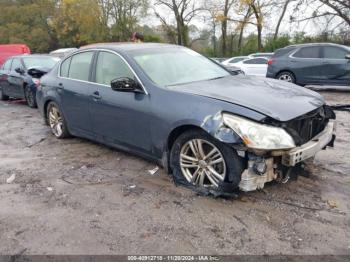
[203,1,221,56]
[249,0,264,50]
[97,0,149,41]
[221,0,236,56]
[237,0,274,51]
[274,0,294,39]
[237,7,253,52]
[154,0,202,46]
[318,0,350,26]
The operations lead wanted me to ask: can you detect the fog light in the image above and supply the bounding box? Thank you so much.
[253,159,267,175]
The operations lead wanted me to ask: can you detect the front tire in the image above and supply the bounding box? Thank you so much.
[0,86,9,101]
[24,86,37,108]
[276,71,296,83]
[170,129,244,190]
[47,102,70,139]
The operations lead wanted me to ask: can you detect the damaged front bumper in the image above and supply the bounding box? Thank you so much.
[282,121,336,166]
[239,121,336,192]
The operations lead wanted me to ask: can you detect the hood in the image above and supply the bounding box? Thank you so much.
[169,75,325,122]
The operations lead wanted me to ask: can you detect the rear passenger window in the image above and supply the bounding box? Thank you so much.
[273,48,293,58]
[323,46,349,59]
[68,52,94,81]
[293,47,321,58]
[60,57,71,77]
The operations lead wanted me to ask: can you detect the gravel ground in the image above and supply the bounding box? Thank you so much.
[0,92,349,255]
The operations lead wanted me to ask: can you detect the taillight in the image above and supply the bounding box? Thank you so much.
[267,59,273,65]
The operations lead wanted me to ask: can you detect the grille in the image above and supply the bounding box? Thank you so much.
[284,107,328,145]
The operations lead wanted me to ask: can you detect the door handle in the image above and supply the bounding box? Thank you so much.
[92,91,101,100]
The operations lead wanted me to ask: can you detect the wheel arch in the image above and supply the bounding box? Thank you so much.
[167,125,203,153]
[43,98,60,125]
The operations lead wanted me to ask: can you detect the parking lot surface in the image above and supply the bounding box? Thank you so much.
[0,92,350,255]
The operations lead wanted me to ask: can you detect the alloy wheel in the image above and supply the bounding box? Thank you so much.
[179,139,226,188]
[278,74,293,82]
[48,105,63,137]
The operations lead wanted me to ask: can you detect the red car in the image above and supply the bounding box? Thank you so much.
[0,44,31,66]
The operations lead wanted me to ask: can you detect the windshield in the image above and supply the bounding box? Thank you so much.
[131,48,230,86]
[23,57,60,69]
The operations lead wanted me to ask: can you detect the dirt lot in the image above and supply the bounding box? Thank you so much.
[0,91,350,255]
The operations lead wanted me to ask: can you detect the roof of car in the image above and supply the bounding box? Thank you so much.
[284,42,345,49]
[10,54,56,59]
[50,48,78,54]
[80,42,181,51]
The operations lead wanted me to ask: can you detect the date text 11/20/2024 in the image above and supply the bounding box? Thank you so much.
[127,256,219,261]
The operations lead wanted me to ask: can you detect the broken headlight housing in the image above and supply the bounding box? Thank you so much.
[223,113,296,150]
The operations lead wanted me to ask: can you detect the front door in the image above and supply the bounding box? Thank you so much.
[290,46,323,84]
[90,51,152,154]
[8,58,25,98]
[321,45,350,85]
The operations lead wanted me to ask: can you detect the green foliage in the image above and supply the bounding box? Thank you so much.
[143,34,163,43]
[264,35,291,52]
[240,34,260,55]
[51,0,106,47]
[0,0,56,52]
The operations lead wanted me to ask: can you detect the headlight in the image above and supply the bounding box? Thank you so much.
[223,113,295,150]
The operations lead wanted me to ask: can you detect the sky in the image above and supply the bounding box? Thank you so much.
[140,0,343,38]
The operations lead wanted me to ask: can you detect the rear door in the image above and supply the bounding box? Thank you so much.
[57,51,95,137]
[242,58,268,76]
[0,59,12,96]
[290,46,323,84]
[8,58,25,98]
[321,45,350,85]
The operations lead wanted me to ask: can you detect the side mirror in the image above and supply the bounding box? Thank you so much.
[345,54,350,60]
[15,67,25,74]
[111,77,143,93]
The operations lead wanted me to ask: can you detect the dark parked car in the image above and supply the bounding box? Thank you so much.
[0,55,60,107]
[267,43,350,86]
[36,43,336,193]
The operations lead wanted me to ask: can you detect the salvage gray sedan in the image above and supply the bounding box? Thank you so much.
[36,43,336,194]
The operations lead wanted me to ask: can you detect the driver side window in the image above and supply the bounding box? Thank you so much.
[95,51,134,86]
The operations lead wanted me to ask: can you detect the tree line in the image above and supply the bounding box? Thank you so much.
[0,0,349,56]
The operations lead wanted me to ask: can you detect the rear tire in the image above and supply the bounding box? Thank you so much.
[47,101,70,139]
[170,129,244,190]
[0,86,9,101]
[24,86,37,108]
[276,71,296,84]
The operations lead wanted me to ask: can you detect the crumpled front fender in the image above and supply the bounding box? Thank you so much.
[201,112,242,144]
